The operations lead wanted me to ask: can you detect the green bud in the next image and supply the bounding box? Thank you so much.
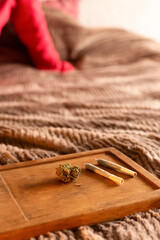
[56,163,81,183]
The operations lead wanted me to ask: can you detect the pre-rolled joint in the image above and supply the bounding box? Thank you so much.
[96,158,137,178]
[85,163,124,185]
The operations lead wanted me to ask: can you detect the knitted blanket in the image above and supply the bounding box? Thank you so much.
[0,7,160,240]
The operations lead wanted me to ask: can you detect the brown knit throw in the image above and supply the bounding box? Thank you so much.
[0,7,160,240]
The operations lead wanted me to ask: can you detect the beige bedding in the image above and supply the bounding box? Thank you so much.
[0,7,160,240]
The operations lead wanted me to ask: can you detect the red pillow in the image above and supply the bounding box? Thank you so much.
[0,0,75,72]
[0,0,16,34]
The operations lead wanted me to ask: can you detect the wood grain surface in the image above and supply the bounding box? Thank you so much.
[0,147,160,240]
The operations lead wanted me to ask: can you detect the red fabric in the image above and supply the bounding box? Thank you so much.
[0,0,16,34]
[0,0,75,72]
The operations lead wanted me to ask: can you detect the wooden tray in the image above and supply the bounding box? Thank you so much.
[0,147,160,240]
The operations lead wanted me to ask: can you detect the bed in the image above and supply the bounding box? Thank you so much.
[0,6,160,240]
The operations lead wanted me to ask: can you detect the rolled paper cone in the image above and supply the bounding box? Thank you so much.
[96,159,137,177]
[85,163,124,185]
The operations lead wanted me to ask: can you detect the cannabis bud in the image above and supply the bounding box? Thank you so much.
[56,163,81,183]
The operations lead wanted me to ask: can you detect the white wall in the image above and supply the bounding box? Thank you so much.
[79,0,160,42]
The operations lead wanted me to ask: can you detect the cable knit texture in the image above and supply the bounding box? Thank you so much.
[0,7,160,240]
